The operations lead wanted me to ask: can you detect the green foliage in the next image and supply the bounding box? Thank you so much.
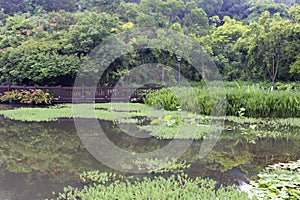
[145,88,181,111]
[0,103,150,122]
[133,158,190,173]
[235,11,300,84]
[145,86,300,118]
[50,173,252,200]
[200,16,249,80]
[0,0,299,86]
[0,89,53,104]
[290,54,300,74]
[80,171,125,184]
[250,160,300,199]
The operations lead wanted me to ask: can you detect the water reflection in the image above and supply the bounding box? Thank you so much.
[0,118,299,199]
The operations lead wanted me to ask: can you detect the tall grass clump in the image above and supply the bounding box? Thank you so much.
[145,86,300,118]
[226,86,299,118]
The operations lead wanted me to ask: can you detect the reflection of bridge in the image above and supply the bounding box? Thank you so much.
[0,85,163,103]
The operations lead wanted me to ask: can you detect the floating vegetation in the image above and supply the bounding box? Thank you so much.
[250,160,300,199]
[0,103,149,122]
[0,103,298,141]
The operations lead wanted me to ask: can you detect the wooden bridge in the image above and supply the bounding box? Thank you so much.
[0,85,163,103]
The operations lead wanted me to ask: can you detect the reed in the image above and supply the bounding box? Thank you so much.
[145,86,300,118]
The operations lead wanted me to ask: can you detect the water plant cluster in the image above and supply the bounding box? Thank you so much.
[0,89,53,104]
[50,173,252,200]
[0,103,149,122]
[133,158,191,173]
[250,160,300,199]
[145,86,300,118]
[80,171,125,184]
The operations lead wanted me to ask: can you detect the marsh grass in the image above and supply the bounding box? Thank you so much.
[145,87,300,118]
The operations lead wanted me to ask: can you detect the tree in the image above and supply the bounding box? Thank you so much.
[182,7,209,37]
[193,0,224,17]
[290,54,300,74]
[236,11,299,87]
[200,16,248,80]
[0,39,81,85]
[289,3,300,22]
[245,0,289,22]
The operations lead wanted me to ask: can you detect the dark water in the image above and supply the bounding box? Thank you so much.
[0,117,299,200]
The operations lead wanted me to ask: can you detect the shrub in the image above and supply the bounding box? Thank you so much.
[0,89,53,104]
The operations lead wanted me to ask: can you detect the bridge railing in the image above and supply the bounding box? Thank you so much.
[0,85,163,102]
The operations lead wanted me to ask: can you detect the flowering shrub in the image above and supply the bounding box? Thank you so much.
[0,89,53,104]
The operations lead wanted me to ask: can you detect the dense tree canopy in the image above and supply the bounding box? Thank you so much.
[0,0,299,86]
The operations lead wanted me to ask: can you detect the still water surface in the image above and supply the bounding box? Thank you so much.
[0,116,299,199]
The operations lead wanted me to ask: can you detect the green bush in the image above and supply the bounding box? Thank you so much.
[145,87,300,118]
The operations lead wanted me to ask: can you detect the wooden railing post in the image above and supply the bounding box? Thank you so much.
[81,85,84,99]
[59,85,62,99]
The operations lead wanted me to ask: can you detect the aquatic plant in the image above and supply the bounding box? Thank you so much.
[145,87,300,118]
[50,173,252,200]
[80,171,124,184]
[133,158,190,173]
[250,160,300,199]
[0,103,148,122]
